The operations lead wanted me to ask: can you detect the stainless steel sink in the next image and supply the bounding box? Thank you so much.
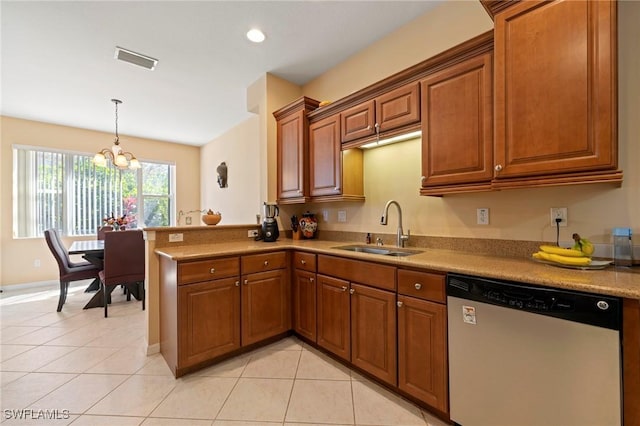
[333,245,422,257]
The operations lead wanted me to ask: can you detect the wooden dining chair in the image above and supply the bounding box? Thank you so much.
[99,230,145,317]
[97,226,113,240]
[44,229,101,312]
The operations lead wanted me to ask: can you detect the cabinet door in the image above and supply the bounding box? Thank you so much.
[420,53,493,190]
[277,109,308,201]
[309,115,341,197]
[241,269,290,346]
[397,295,448,413]
[341,100,375,143]
[350,283,397,385]
[316,274,350,361]
[494,0,617,179]
[178,277,241,368]
[376,82,420,132]
[293,269,316,342]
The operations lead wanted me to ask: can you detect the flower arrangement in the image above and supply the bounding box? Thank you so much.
[103,213,129,230]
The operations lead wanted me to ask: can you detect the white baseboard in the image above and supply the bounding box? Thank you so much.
[147,342,160,355]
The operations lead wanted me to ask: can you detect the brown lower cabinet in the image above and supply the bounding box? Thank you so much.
[293,269,317,342]
[316,274,351,361]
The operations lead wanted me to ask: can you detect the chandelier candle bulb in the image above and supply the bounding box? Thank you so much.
[93,99,141,170]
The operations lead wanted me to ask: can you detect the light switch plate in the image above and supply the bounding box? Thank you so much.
[337,210,347,223]
[477,208,489,225]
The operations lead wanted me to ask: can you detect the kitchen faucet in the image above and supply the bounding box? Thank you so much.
[380,200,410,247]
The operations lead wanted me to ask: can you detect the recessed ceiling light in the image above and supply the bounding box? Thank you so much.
[246,29,266,43]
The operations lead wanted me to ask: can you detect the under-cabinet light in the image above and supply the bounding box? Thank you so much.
[361,131,422,149]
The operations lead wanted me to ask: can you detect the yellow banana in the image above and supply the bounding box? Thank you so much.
[539,245,586,257]
[533,251,591,266]
[572,233,595,256]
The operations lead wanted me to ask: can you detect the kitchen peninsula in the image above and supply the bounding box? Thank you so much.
[146,224,640,424]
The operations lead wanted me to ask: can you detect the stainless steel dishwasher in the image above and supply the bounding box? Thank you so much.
[447,273,622,426]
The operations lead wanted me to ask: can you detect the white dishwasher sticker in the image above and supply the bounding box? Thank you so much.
[462,305,477,324]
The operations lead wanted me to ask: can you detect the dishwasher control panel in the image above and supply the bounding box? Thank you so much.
[447,273,621,330]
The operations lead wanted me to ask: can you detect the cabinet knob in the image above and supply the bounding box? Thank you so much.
[297,190,302,194]
[366,125,371,130]
[210,268,216,274]
[235,281,240,287]
[494,164,503,172]
[264,260,269,266]
[310,277,314,283]
[397,301,403,307]
[341,286,347,292]
[301,259,306,265]
[334,187,339,191]
[414,283,422,290]
[244,279,249,285]
[421,176,426,182]
[349,288,355,295]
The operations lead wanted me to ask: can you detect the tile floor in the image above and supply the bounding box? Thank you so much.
[0,280,449,426]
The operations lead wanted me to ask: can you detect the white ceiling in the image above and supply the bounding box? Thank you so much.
[1,1,442,146]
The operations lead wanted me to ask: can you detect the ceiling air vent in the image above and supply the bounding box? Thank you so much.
[114,46,158,70]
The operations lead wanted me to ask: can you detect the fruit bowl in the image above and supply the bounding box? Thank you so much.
[202,213,221,225]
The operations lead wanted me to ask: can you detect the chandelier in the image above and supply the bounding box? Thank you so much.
[93,99,141,170]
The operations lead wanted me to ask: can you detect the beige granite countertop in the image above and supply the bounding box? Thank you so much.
[155,238,640,299]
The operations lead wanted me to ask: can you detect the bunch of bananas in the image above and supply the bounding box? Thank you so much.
[532,234,594,266]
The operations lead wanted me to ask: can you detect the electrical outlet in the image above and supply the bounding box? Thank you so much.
[185,216,192,225]
[248,230,259,238]
[477,208,489,225]
[550,207,568,227]
[337,210,347,223]
[169,233,184,242]
[322,210,329,222]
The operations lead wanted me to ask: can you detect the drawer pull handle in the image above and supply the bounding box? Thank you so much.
[310,277,314,283]
[349,288,355,295]
[341,286,347,292]
[244,279,249,285]
[235,281,240,287]
[264,260,269,266]
[397,301,403,307]
[210,268,216,274]
[301,259,306,265]
[414,283,422,290]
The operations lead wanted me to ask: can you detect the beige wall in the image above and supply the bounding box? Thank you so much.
[200,115,262,225]
[276,0,639,248]
[0,116,201,286]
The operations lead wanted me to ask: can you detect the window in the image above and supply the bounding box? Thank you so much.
[13,145,175,238]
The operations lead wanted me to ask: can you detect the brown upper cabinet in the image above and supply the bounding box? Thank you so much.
[341,83,420,145]
[309,114,365,202]
[492,0,621,188]
[420,51,494,194]
[274,97,320,204]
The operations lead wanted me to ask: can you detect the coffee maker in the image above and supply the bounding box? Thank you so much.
[261,202,280,242]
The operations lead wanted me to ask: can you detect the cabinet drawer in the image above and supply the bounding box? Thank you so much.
[293,251,316,272]
[242,251,287,274]
[318,255,396,291]
[178,257,239,285]
[397,269,445,303]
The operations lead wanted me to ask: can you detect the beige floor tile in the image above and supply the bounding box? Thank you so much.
[43,325,106,347]
[285,423,352,426]
[36,346,119,373]
[216,378,293,422]
[86,374,177,417]
[0,372,76,411]
[284,379,354,424]
[151,376,237,419]
[214,421,281,426]
[69,414,144,425]
[135,353,174,376]
[0,345,77,372]
[421,410,449,426]
[258,336,304,352]
[5,326,74,345]
[193,354,250,378]
[242,350,301,379]
[0,344,37,362]
[144,418,213,426]
[84,325,146,348]
[352,380,425,426]
[29,373,129,414]
[296,348,351,380]
[0,413,78,425]
[86,345,151,374]
[0,371,27,387]
[18,311,82,328]
[0,326,43,343]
